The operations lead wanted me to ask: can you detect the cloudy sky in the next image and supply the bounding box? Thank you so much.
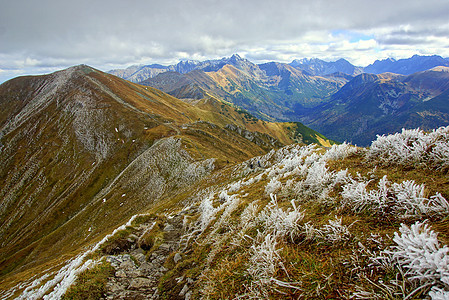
[1,0,449,83]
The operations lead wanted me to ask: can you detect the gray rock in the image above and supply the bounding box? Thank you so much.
[106,282,123,293]
[179,283,189,296]
[134,253,146,263]
[164,224,174,231]
[138,262,153,276]
[115,270,127,278]
[126,268,141,278]
[128,277,152,290]
[174,253,182,263]
[120,259,135,270]
[185,290,192,300]
[159,243,171,252]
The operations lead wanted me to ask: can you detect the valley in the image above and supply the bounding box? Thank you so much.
[113,54,449,146]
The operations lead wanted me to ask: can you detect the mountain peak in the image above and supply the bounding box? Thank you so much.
[230,53,243,60]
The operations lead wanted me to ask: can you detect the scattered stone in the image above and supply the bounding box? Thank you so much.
[174,253,182,264]
[134,253,146,263]
[103,213,185,299]
[163,223,174,231]
[115,269,127,278]
[120,259,135,270]
[128,277,152,290]
[185,291,192,300]
[106,282,123,293]
[138,262,153,276]
[179,284,189,297]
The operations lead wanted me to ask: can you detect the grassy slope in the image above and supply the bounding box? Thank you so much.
[59,137,449,299]
[152,144,449,299]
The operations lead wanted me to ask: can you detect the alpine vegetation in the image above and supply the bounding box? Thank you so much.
[341,175,449,219]
[387,222,449,296]
[173,126,449,299]
[6,126,449,299]
[366,126,449,170]
[358,221,449,299]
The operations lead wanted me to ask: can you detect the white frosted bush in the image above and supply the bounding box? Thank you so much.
[366,126,449,169]
[432,141,449,170]
[429,287,449,300]
[381,221,449,298]
[257,194,304,241]
[301,217,352,244]
[240,202,259,230]
[227,180,242,193]
[265,177,282,195]
[322,142,358,161]
[302,161,332,191]
[428,193,449,216]
[198,194,219,230]
[321,216,352,243]
[392,180,427,217]
[341,176,449,219]
[247,233,283,282]
[246,232,300,298]
[341,178,375,213]
[212,193,240,232]
[297,160,350,200]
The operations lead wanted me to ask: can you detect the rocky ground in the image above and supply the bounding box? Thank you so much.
[101,211,193,300]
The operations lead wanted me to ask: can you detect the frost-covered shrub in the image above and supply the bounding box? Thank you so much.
[300,217,352,244]
[265,177,282,195]
[429,287,449,300]
[302,161,332,191]
[366,126,449,169]
[341,176,449,219]
[367,128,429,166]
[297,161,350,200]
[341,177,388,214]
[198,194,219,231]
[432,141,449,170]
[322,142,358,161]
[390,181,449,218]
[247,233,283,283]
[227,180,242,193]
[246,233,300,298]
[214,195,240,229]
[257,194,304,241]
[381,221,449,298]
[321,216,352,243]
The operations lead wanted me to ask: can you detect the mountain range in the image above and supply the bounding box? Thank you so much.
[110,54,449,82]
[109,54,449,145]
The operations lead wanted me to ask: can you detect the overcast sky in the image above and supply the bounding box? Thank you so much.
[1,0,449,83]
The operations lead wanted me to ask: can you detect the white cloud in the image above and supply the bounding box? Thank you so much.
[0,0,449,82]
